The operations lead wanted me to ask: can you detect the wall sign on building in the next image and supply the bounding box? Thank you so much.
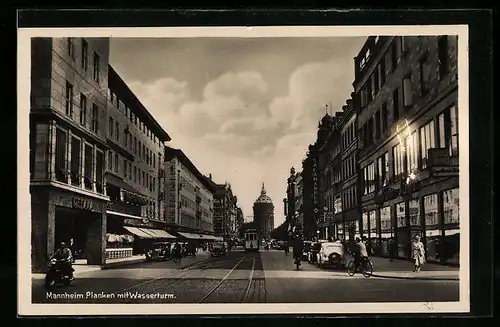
[72,197,93,211]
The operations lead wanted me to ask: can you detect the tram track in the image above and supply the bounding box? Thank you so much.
[198,255,256,303]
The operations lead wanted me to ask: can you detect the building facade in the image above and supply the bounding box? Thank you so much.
[30,37,111,272]
[335,99,361,242]
[354,36,459,264]
[164,147,215,236]
[317,112,343,240]
[295,172,304,232]
[208,180,238,241]
[301,144,320,240]
[253,183,275,240]
[284,167,298,233]
[106,65,172,253]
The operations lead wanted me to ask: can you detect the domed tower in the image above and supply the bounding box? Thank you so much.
[253,183,275,240]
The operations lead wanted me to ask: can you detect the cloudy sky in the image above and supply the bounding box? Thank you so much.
[110,37,367,227]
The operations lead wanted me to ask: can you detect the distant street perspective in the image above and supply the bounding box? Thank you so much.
[32,245,459,303]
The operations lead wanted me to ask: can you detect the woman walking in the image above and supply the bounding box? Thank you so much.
[411,235,426,272]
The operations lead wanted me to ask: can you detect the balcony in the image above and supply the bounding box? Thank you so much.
[106,200,142,217]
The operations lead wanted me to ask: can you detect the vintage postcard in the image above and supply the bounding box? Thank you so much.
[18,24,469,316]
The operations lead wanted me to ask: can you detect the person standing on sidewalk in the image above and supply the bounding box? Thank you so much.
[411,235,426,272]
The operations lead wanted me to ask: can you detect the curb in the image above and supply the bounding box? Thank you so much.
[101,258,147,270]
[370,273,459,281]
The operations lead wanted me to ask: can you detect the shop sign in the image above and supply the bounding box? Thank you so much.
[431,166,459,178]
[428,148,451,167]
[72,197,93,211]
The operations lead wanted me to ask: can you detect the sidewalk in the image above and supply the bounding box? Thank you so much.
[368,256,460,281]
[32,251,211,280]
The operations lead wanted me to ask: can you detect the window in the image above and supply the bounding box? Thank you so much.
[124,159,127,179]
[70,137,81,186]
[129,161,132,179]
[115,121,119,141]
[93,51,100,82]
[438,105,459,157]
[379,60,386,86]
[419,54,430,95]
[363,162,375,195]
[443,188,459,224]
[402,76,413,107]
[134,137,137,154]
[374,68,380,94]
[409,199,420,226]
[393,144,404,177]
[65,81,73,117]
[108,117,114,138]
[96,150,103,193]
[362,212,369,233]
[108,151,112,170]
[114,153,118,173]
[92,104,99,134]
[138,141,142,158]
[406,131,419,172]
[419,121,436,169]
[142,171,145,187]
[400,36,409,53]
[134,166,137,183]
[391,41,398,71]
[84,144,93,190]
[375,110,381,139]
[124,130,128,147]
[438,36,449,79]
[153,153,156,168]
[393,89,399,121]
[55,128,67,183]
[396,202,406,227]
[368,118,374,145]
[450,105,459,156]
[81,39,88,71]
[380,206,391,232]
[67,38,75,60]
[382,102,388,133]
[424,194,439,226]
[79,93,87,126]
[377,154,385,188]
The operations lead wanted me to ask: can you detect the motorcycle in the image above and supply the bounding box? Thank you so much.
[45,258,74,288]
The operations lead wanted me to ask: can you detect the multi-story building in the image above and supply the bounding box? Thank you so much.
[335,98,361,242]
[236,207,244,238]
[301,144,320,240]
[253,183,274,240]
[284,167,298,232]
[295,172,304,232]
[354,36,459,264]
[105,66,173,251]
[164,147,215,240]
[206,179,238,241]
[30,37,111,272]
[317,112,343,240]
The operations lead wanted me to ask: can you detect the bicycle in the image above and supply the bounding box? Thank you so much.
[347,257,374,277]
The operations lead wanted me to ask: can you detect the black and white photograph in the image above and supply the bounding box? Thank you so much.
[18,24,469,315]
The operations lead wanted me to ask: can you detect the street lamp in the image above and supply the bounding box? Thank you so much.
[406,172,416,185]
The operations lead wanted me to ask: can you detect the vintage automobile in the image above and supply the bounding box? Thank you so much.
[317,241,346,268]
[302,241,313,261]
[146,242,171,261]
[210,242,227,256]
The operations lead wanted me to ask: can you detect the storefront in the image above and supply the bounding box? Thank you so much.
[442,188,459,264]
[379,205,393,256]
[31,185,108,273]
[423,193,440,261]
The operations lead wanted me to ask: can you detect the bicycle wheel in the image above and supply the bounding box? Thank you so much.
[347,260,356,276]
[362,260,374,277]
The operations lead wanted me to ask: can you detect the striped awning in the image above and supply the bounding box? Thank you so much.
[146,229,176,239]
[124,226,155,239]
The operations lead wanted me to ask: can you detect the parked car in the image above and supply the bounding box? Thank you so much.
[302,241,312,261]
[308,241,322,264]
[317,241,346,268]
[210,242,226,256]
[146,242,171,261]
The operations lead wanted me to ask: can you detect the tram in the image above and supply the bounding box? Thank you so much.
[244,228,260,252]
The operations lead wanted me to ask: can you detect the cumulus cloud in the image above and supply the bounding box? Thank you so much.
[125,59,354,226]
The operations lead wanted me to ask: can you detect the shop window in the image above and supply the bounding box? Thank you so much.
[419,120,436,169]
[409,198,420,226]
[55,128,67,183]
[424,194,440,261]
[362,212,369,234]
[443,188,459,225]
[396,202,406,228]
[380,206,392,232]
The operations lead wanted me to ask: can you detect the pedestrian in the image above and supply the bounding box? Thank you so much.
[411,235,426,272]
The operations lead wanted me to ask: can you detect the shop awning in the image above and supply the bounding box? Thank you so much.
[124,226,155,239]
[144,229,176,239]
[178,232,204,240]
[200,235,217,240]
